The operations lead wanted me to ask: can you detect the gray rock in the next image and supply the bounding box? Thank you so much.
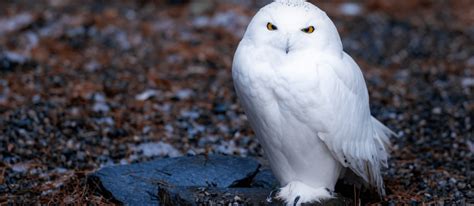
[89,155,351,205]
[0,51,30,72]
[88,155,260,205]
[251,168,279,189]
[189,0,214,16]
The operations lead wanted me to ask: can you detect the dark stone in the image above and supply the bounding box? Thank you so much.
[158,186,275,206]
[88,155,260,205]
[251,168,279,189]
[158,185,352,206]
[301,197,353,206]
[0,51,35,73]
[89,155,352,205]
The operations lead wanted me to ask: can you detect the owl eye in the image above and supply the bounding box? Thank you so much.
[302,26,315,34]
[267,22,278,31]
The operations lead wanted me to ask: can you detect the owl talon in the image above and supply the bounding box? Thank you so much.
[325,188,334,196]
[266,188,280,203]
[294,195,301,206]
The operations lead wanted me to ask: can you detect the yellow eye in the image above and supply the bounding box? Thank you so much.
[267,22,277,31]
[302,26,315,34]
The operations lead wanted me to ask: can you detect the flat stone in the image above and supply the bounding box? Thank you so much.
[89,155,352,205]
[88,155,260,205]
[251,168,279,189]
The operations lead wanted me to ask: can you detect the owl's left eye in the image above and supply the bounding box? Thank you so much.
[302,26,315,34]
[267,22,278,31]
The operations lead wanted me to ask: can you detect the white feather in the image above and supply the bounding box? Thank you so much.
[315,52,393,196]
[274,0,307,7]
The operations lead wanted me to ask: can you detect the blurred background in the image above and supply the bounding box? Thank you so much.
[0,0,472,204]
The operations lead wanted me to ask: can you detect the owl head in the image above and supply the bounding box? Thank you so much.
[242,0,343,55]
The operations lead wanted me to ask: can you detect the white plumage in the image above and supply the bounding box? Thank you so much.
[232,0,394,205]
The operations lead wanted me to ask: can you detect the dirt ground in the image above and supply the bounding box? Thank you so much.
[0,0,472,205]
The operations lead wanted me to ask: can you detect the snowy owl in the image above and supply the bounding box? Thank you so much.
[232,0,394,205]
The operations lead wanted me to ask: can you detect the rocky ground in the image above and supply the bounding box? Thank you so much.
[0,0,472,205]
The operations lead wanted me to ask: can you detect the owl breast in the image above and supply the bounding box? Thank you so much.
[235,45,324,115]
[232,42,342,189]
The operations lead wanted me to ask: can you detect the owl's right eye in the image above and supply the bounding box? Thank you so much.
[266,22,277,31]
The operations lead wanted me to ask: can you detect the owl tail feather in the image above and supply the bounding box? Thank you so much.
[368,116,395,196]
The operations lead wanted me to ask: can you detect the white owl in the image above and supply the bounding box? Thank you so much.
[232,0,394,205]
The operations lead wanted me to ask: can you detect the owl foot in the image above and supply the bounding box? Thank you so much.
[266,188,280,203]
[276,181,333,206]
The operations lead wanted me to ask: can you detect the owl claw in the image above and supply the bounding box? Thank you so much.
[266,188,280,203]
[325,188,334,196]
[294,196,301,206]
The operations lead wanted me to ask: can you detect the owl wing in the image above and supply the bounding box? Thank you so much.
[311,53,393,196]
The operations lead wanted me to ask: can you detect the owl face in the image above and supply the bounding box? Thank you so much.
[243,2,342,56]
